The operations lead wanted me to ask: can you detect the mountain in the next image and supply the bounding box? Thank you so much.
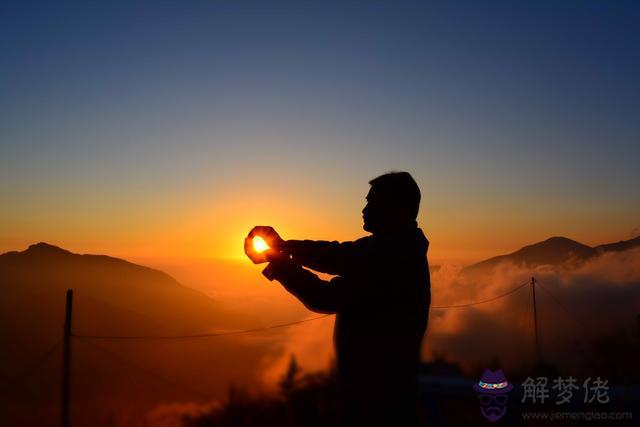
[461,235,640,276]
[0,242,251,336]
[594,236,640,254]
[0,242,262,426]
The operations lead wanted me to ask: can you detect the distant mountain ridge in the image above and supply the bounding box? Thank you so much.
[0,242,252,337]
[2,242,177,287]
[462,235,640,276]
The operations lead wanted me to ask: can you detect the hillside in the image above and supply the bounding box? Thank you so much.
[461,235,640,276]
[0,242,253,336]
[0,243,263,427]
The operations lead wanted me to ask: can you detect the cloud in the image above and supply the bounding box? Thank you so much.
[257,313,335,389]
[425,248,640,374]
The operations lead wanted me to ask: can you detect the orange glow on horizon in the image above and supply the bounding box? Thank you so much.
[3,177,629,265]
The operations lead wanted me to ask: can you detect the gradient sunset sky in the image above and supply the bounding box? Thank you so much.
[2,1,639,262]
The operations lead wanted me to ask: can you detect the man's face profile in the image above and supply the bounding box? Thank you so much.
[362,187,382,233]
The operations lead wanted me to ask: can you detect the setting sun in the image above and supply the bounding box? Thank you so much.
[253,236,270,253]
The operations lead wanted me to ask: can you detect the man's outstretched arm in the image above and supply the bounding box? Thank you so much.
[248,225,367,275]
[262,256,342,314]
[280,239,365,275]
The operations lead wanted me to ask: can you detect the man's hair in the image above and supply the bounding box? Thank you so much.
[369,171,421,220]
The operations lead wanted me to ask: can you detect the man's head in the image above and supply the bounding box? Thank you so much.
[363,171,421,234]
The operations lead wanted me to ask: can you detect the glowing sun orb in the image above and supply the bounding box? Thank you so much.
[253,236,270,253]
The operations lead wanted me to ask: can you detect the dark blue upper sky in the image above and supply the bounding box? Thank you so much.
[1,0,639,258]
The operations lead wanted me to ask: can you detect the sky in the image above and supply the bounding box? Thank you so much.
[1,0,639,263]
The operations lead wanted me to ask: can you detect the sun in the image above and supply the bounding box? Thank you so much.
[253,236,270,253]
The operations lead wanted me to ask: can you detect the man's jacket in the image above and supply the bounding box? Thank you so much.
[263,227,431,424]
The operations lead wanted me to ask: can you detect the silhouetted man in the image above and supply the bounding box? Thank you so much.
[248,171,430,426]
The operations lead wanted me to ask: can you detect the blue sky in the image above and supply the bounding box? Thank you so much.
[1,0,639,260]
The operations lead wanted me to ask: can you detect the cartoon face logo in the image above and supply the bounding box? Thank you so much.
[472,368,514,422]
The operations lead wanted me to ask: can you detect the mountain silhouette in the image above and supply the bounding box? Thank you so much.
[594,236,640,254]
[0,242,251,337]
[461,235,640,276]
[0,242,264,427]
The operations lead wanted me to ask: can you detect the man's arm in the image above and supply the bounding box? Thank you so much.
[246,225,368,275]
[281,239,366,275]
[262,257,343,313]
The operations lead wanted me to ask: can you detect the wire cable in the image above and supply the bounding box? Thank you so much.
[72,279,533,340]
[431,279,531,308]
[73,314,333,340]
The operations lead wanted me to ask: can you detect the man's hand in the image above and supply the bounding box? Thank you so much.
[245,225,288,264]
[248,226,285,251]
